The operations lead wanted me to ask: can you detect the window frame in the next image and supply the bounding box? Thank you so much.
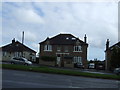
[73,56,82,64]
[44,45,52,51]
[73,45,82,52]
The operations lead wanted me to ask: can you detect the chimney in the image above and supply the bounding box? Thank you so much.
[22,31,24,44]
[12,38,15,43]
[84,34,87,43]
[106,39,109,50]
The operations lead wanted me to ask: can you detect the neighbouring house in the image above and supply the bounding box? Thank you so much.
[105,39,120,70]
[0,38,36,62]
[39,33,88,68]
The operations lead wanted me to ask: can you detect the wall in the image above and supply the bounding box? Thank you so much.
[1,51,36,62]
[39,43,88,68]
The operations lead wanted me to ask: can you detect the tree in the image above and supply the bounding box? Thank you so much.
[110,47,120,69]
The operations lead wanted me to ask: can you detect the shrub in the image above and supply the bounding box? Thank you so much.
[41,56,56,61]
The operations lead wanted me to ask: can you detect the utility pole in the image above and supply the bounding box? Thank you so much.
[22,31,24,57]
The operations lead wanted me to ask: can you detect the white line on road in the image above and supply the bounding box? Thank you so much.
[3,80,69,88]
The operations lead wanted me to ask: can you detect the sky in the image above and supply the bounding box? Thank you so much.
[1,1,118,60]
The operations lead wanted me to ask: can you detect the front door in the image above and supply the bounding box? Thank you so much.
[57,57,61,67]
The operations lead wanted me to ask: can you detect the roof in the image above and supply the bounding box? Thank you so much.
[106,41,120,51]
[109,41,120,49]
[0,41,36,53]
[39,33,88,45]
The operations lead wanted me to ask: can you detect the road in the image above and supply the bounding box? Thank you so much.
[2,69,120,88]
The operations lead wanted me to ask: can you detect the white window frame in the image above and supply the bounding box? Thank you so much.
[73,45,82,52]
[3,52,7,56]
[57,47,61,52]
[64,46,68,52]
[73,56,82,64]
[14,52,19,57]
[44,45,52,51]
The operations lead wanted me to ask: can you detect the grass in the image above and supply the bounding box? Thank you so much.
[1,64,120,80]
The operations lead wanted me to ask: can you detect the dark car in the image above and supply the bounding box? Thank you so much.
[114,68,120,75]
[10,57,32,66]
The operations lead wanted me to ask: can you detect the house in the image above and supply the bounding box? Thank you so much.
[39,33,88,68]
[0,38,36,62]
[105,39,120,70]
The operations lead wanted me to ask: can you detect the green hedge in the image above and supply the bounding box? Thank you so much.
[41,56,56,61]
[1,64,120,80]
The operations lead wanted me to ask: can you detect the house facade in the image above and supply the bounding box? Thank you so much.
[39,34,88,68]
[0,39,36,62]
[105,39,120,70]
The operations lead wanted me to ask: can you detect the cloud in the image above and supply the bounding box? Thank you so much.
[17,31,37,42]
[2,2,118,60]
[15,8,45,24]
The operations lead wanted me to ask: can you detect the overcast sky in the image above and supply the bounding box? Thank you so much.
[1,1,118,60]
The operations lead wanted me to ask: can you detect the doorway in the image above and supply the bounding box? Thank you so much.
[57,57,61,67]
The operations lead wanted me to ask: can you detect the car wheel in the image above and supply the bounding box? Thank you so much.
[24,63,28,66]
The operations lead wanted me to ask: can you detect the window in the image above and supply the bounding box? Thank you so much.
[74,46,82,52]
[3,52,7,56]
[44,45,52,51]
[72,38,76,40]
[73,56,82,64]
[57,47,61,52]
[19,52,22,57]
[64,46,68,52]
[66,37,69,40]
[14,52,19,57]
[14,52,22,57]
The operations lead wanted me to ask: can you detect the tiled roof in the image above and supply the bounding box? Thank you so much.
[109,41,120,50]
[40,33,88,45]
[0,41,36,53]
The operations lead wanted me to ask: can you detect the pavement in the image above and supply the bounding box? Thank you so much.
[2,69,120,88]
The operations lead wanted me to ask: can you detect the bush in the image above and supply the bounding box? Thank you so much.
[2,64,120,80]
[41,56,56,61]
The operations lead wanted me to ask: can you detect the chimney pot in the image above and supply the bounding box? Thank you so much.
[84,34,87,43]
[106,39,109,50]
[12,38,15,43]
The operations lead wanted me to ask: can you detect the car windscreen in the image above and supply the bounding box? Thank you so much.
[22,58,28,62]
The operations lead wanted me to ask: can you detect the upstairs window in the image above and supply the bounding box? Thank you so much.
[64,46,68,52]
[57,46,61,52]
[44,45,52,51]
[3,52,7,56]
[74,45,82,52]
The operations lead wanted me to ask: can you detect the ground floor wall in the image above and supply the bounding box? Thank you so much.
[1,51,36,62]
[39,54,87,68]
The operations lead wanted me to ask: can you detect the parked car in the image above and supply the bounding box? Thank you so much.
[10,57,32,66]
[88,63,95,69]
[114,68,120,75]
[96,65,105,70]
[74,63,84,69]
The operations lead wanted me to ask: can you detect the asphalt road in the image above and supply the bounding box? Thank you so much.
[2,69,120,88]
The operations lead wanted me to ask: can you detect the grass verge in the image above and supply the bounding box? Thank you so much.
[1,64,120,80]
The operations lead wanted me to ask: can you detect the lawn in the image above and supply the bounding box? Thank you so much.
[1,64,120,80]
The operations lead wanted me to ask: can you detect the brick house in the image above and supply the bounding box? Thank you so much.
[105,39,120,70]
[0,38,36,62]
[39,33,88,68]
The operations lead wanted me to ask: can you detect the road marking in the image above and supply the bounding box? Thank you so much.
[3,80,69,88]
